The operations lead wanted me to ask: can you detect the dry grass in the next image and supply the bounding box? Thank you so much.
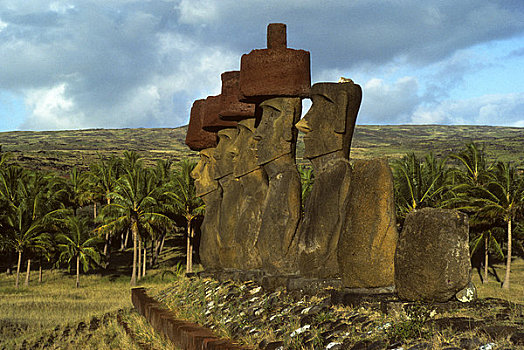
[471,257,524,304]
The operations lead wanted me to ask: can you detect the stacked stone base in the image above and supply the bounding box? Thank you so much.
[131,288,251,350]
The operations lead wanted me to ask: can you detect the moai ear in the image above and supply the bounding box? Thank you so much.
[334,90,348,134]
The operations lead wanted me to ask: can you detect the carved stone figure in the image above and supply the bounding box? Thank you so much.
[254,97,302,274]
[395,208,471,302]
[295,82,362,278]
[338,158,398,288]
[229,118,268,269]
[191,148,221,269]
[213,128,243,268]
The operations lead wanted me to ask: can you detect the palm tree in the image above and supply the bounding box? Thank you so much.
[449,142,492,187]
[166,159,204,273]
[56,167,90,216]
[89,156,121,259]
[471,162,524,289]
[469,228,504,284]
[1,169,53,288]
[98,156,171,286]
[297,165,314,205]
[392,152,450,223]
[56,215,101,288]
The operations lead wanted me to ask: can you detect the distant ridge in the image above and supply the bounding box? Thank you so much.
[0,125,523,173]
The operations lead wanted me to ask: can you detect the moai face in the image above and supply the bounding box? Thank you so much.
[213,128,238,180]
[296,82,362,160]
[231,118,259,178]
[254,97,301,166]
[191,148,219,197]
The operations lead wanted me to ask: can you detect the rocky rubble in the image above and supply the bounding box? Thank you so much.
[153,275,524,350]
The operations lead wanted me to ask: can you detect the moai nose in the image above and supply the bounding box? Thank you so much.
[295,118,311,133]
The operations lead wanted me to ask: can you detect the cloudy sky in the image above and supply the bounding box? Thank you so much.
[0,0,523,131]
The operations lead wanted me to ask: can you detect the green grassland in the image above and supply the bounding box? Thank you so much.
[1,124,523,173]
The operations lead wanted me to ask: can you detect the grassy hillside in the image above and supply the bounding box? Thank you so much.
[1,124,523,173]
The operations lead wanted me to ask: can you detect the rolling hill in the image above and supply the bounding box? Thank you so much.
[0,124,523,173]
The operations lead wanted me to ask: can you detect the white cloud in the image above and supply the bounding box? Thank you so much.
[22,83,85,130]
[411,93,524,126]
[175,0,218,25]
[0,19,7,32]
[359,77,420,124]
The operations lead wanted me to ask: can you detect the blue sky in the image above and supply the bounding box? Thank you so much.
[0,0,523,131]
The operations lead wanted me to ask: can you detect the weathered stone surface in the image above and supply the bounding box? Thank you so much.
[296,82,362,160]
[191,148,222,270]
[298,159,351,278]
[240,23,310,103]
[395,208,471,302]
[338,158,398,288]
[296,81,362,279]
[219,71,256,120]
[455,281,477,302]
[214,128,238,180]
[229,118,267,269]
[202,95,237,132]
[212,129,243,268]
[254,97,302,274]
[185,99,218,151]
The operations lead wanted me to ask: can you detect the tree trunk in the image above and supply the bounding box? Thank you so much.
[25,259,31,286]
[130,217,138,286]
[76,255,80,288]
[159,232,166,255]
[121,232,125,251]
[138,237,142,280]
[186,220,192,273]
[149,240,154,266]
[483,234,488,284]
[93,201,97,219]
[124,228,130,249]
[39,257,43,284]
[104,232,110,256]
[15,251,21,288]
[143,245,146,277]
[502,219,512,289]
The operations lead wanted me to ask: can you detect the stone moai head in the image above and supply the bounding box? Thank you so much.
[213,128,239,180]
[191,148,219,197]
[230,118,260,178]
[254,97,301,166]
[296,82,362,160]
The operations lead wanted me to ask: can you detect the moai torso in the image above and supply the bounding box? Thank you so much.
[231,118,268,270]
[296,82,361,278]
[254,97,302,274]
[213,128,243,269]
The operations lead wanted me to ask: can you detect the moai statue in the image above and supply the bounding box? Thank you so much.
[229,117,268,270]
[217,71,266,269]
[254,97,302,274]
[295,81,362,278]
[338,158,398,288]
[212,127,242,268]
[191,147,221,270]
[239,23,310,275]
[187,99,220,270]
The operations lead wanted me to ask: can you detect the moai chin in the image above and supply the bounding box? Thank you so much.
[295,81,362,278]
[191,148,221,270]
[254,97,302,274]
[240,23,310,103]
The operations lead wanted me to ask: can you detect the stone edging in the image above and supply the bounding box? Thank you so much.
[131,287,253,350]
